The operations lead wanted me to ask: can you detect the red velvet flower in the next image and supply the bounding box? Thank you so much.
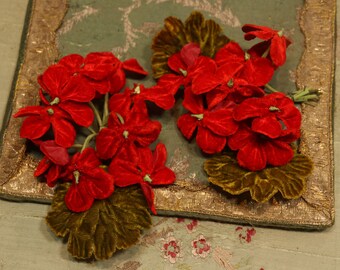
[97,94,161,159]
[233,92,301,138]
[228,124,299,171]
[156,43,201,95]
[38,65,94,127]
[192,42,274,95]
[57,53,116,95]
[177,88,239,154]
[242,24,291,67]
[62,148,114,212]
[13,105,76,147]
[81,52,148,94]
[109,143,176,214]
[34,140,69,187]
[34,156,64,187]
[116,83,175,111]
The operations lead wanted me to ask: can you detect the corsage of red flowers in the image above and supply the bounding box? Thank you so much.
[152,24,301,172]
[14,52,176,214]
[13,11,316,260]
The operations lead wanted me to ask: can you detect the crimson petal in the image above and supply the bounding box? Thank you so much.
[237,139,267,171]
[59,101,94,127]
[65,181,94,212]
[40,140,70,165]
[83,168,114,199]
[151,167,176,185]
[122,58,148,76]
[196,127,226,154]
[96,128,123,159]
[51,118,76,148]
[177,114,198,140]
[252,116,282,139]
[264,140,294,166]
[20,115,50,140]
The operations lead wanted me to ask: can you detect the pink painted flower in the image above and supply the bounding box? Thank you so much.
[192,235,211,258]
[235,226,256,243]
[161,233,182,263]
[186,219,198,233]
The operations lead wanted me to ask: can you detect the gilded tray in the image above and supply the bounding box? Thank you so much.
[0,0,335,229]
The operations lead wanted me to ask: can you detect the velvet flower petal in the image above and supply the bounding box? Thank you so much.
[63,148,114,212]
[109,144,175,214]
[228,125,295,171]
[14,105,76,147]
[242,24,291,67]
[233,92,301,138]
[178,88,238,154]
[96,103,161,160]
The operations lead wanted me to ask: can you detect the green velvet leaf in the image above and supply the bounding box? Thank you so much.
[204,153,313,202]
[46,184,152,260]
[152,11,230,79]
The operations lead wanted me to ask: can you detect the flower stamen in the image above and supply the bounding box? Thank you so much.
[50,97,60,105]
[143,174,152,183]
[227,79,234,88]
[123,130,129,139]
[116,113,125,124]
[73,170,80,184]
[133,85,141,94]
[244,52,251,61]
[179,68,187,76]
[47,108,54,115]
[191,113,204,120]
[269,106,280,112]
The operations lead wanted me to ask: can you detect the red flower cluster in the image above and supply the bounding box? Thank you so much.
[154,24,300,171]
[14,52,176,213]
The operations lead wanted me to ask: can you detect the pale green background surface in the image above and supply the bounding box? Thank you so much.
[57,0,304,183]
[0,1,339,269]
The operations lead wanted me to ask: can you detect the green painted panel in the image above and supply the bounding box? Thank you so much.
[58,0,305,183]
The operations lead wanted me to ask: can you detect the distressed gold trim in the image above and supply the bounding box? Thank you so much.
[0,0,335,229]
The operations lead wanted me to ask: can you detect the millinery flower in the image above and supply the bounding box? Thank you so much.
[82,52,148,94]
[192,42,274,96]
[38,65,95,127]
[156,43,202,95]
[34,140,69,187]
[242,24,291,67]
[119,83,175,110]
[152,11,229,79]
[57,53,115,95]
[13,105,76,147]
[177,88,239,154]
[233,92,301,138]
[62,148,114,212]
[109,143,176,214]
[228,124,299,171]
[97,94,161,159]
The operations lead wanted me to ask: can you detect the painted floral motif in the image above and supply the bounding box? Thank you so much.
[235,226,257,243]
[161,233,182,263]
[191,234,211,258]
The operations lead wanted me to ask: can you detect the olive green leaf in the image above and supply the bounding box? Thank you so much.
[152,11,230,79]
[46,184,152,260]
[204,153,313,202]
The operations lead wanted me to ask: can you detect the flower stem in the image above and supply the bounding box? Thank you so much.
[88,126,97,134]
[289,87,321,104]
[71,144,83,149]
[89,102,103,128]
[102,93,109,127]
[81,133,97,152]
[265,84,280,93]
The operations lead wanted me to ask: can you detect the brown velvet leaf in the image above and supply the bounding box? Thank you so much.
[46,184,152,260]
[204,153,313,202]
[152,11,230,79]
